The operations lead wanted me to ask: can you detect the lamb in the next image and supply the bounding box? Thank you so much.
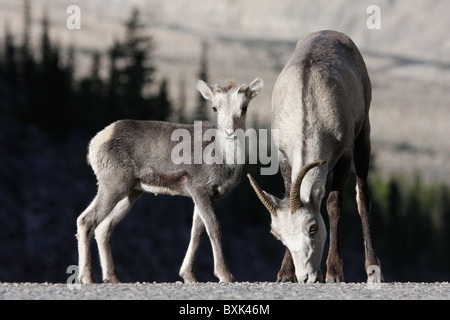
[76,78,263,283]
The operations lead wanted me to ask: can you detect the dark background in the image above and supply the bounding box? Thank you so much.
[1,2,449,284]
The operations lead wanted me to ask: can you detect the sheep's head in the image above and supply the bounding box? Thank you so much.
[196,78,263,139]
[247,160,327,283]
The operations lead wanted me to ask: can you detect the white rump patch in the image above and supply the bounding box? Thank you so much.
[88,123,116,174]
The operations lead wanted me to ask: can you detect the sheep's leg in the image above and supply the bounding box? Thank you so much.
[179,207,205,283]
[277,249,296,283]
[277,160,296,283]
[76,195,99,284]
[192,196,234,283]
[95,190,143,283]
[325,155,351,283]
[76,186,127,284]
[354,119,383,283]
[77,185,127,283]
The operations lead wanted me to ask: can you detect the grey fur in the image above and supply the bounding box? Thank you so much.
[76,78,263,284]
[250,31,382,283]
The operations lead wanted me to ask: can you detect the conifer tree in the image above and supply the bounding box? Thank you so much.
[105,8,172,122]
[193,40,210,122]
[76,51,105,131]
[151,78,172,121]
[106,40,122,123]
[32,12,73,139]
[176,76,190,123]
[116,8,155,120]
[3,26,18,114]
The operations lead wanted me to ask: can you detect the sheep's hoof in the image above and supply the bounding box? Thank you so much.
[181,272,197,284]
[218,272,235,283]
[277,276,295,283]
[103,275,121,284]
[79,275,94,284]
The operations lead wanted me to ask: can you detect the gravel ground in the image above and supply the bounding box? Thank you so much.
[1,282,449,300]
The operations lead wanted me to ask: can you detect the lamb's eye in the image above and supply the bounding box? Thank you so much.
[212,107,218,113]
[242,106,248,114]
[309,224,318,233]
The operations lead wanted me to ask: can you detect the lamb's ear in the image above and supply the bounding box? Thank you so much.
[196,80,214,100]
[246,78,264,100]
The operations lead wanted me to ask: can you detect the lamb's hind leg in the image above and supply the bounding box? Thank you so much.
[354,119,383,283]
[76,186,127,283]
[76,195,99,284]
[94,189,143,283]
[179,206,205,283]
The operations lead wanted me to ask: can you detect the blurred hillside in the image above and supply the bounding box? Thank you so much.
[0,0,449,284]
[2,0,449,62]
[1,0,448,182]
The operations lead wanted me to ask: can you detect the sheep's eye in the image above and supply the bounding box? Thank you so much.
[212,107,218,113]
[309,224,318,233]
[242,106,248,114]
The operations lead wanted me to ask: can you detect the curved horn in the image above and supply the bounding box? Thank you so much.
[247,174,278,216]
[290,160,327,213]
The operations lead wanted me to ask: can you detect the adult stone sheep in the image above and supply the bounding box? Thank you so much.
[248,30,382,283]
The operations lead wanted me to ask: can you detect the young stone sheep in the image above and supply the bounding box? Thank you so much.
[76,78,263,283]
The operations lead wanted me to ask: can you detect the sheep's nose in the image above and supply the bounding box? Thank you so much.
[224,129,235,140]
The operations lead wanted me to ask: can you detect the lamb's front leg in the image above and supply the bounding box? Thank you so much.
[179,207,205,283]
[192,197,234,283]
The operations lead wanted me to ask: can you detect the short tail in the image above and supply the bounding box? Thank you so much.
[86,122,116,173]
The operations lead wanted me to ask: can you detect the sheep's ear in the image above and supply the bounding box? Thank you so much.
[246,78,264,100]
[196,80,214,100]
